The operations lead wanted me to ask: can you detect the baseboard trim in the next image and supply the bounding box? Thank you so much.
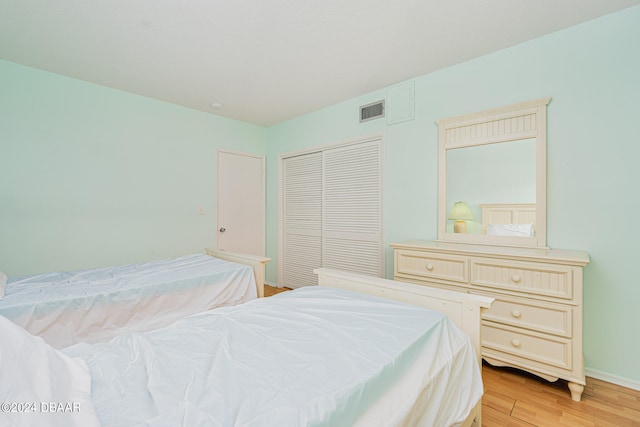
[264,280,281,288]
[586,368,640,391]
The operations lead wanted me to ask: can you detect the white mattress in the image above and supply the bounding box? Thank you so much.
[63,286,483,427]
[0,254,256,348]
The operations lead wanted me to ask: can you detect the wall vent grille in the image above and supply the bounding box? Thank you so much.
[360,100,385,122]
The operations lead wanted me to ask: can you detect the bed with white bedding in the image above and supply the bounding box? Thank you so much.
[0,268,493,427]
[0,250,269,349]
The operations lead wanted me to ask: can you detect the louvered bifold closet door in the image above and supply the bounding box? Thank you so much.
[283,152,322,288]
[322,140,383,277]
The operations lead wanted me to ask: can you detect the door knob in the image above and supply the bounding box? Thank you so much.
[219,227,226,232]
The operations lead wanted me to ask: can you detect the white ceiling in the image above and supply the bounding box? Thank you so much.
[1,1,638,127]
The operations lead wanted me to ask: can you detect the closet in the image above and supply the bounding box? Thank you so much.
[281,137,384,288]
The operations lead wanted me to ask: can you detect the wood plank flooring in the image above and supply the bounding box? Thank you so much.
[263,285,640,426]
[482,363,640,426]
[264,285,291,297]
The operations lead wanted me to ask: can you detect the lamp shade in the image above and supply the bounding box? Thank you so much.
[448,201,474,220]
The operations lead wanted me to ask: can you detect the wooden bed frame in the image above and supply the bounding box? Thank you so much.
[205,248,271,298]
[315,268,494,427]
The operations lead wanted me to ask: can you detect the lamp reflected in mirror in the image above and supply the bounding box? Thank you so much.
[449,201,474,233]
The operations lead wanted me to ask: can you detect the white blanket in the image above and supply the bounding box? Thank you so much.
[1,254,256,348]
[64,286,483,427]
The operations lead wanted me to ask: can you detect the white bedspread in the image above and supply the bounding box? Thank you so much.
[0,254,256,348]
[64,286,483,427]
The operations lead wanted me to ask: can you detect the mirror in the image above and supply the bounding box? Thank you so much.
[437,98,550,247]
[446,139,536,235]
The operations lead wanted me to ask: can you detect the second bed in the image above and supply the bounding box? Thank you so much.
[0,249,270,348]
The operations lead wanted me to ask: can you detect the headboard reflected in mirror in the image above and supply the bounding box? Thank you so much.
[436,98,550,248]
[481,203,536,237]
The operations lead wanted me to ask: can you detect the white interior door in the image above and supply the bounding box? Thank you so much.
[217,150,265,256]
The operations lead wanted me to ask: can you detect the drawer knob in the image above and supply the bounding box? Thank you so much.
[511,310,522,319]
[511,339,522,348]
[426,264,434,271]
[511,274,521,283]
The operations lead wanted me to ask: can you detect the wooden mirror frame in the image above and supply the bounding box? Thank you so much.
[436,97,551,248]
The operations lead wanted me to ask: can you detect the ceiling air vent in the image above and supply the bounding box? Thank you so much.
[360,100,385,123]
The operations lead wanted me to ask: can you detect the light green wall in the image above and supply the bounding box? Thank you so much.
[0,60,266,275]
[266,6,640,384]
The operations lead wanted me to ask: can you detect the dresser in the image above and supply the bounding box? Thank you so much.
[391,240,590,401]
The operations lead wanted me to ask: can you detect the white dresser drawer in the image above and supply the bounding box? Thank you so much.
[482,322,572,370]
[474,291,572,337]
[470,258,574,300]
[395,249,468,284]
[395,276,467,293]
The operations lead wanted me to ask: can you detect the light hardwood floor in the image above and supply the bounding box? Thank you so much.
[482,362,640,426]
[264,285,292,297]
[264,285,640,426]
